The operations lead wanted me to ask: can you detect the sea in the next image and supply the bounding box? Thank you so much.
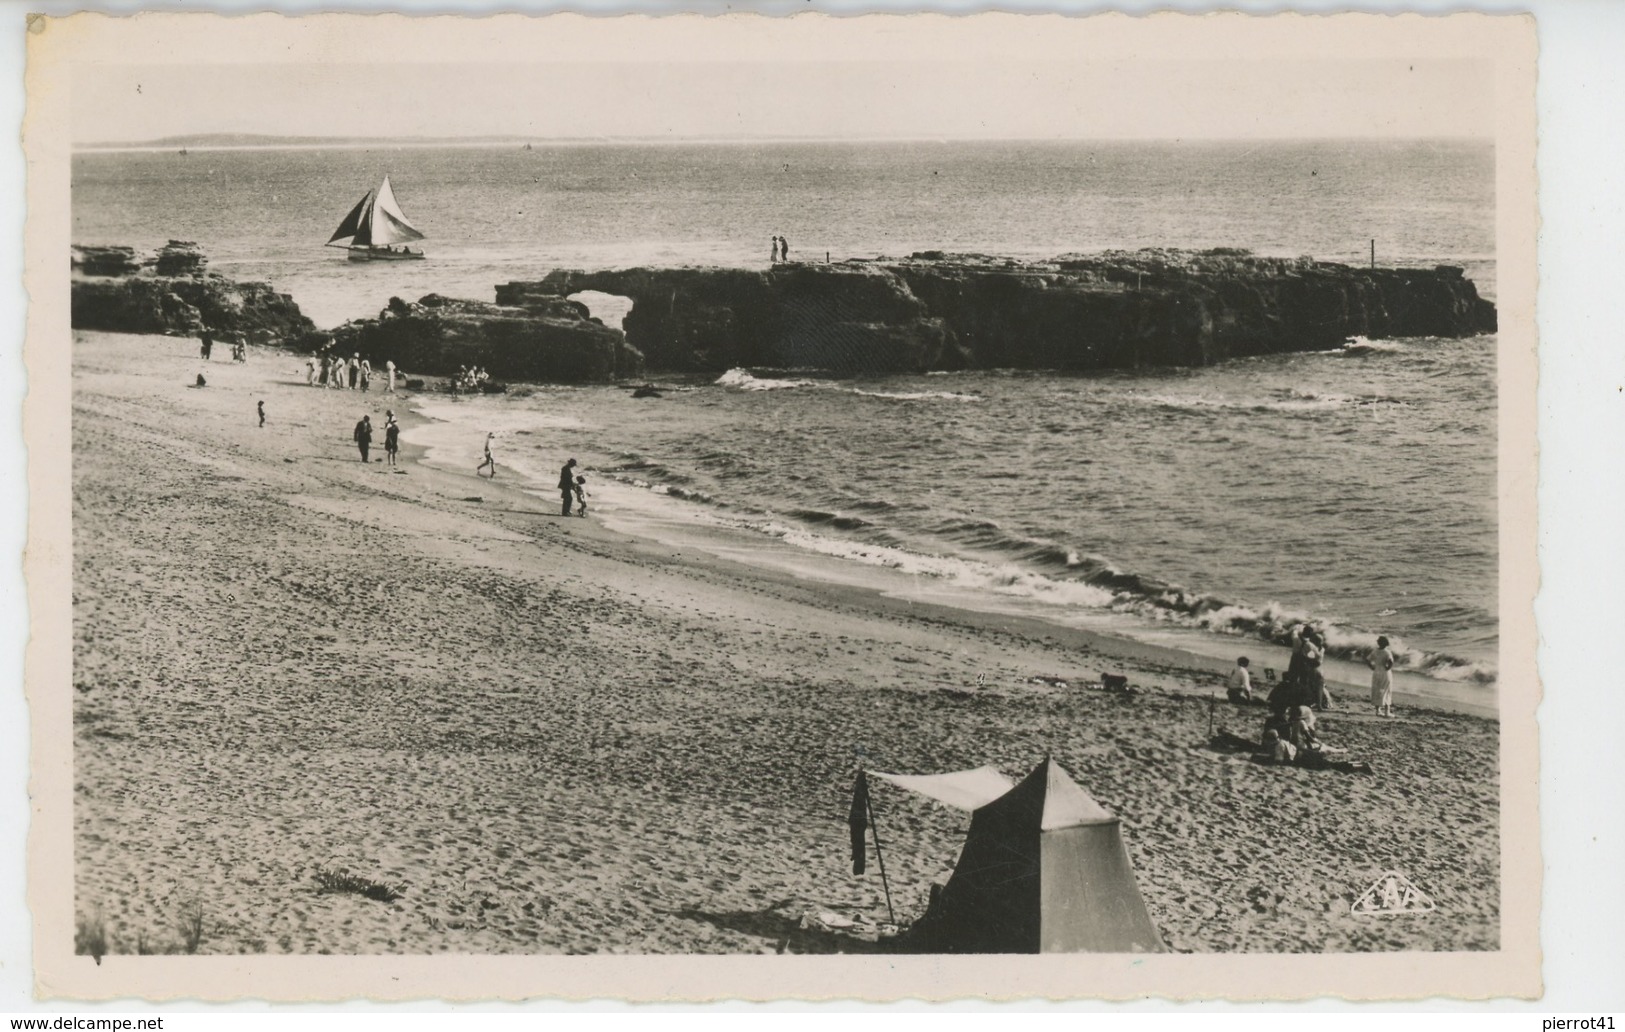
[71,139,1500,710]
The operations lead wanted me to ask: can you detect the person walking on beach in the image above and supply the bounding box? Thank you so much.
[384,416,400,468]
[559,458,578,516]
[1368,635,1396,717]
[354,415,373,463]
[476,433,496,477]
[348,354,361,390]
[257,400,265,428]
[386,360,397,394]
[199,328,213,361]
[1226,656,1253,703]
[359,358,372,393]
[306,354,318,386]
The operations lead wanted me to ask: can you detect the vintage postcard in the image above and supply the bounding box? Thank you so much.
[24,11,1539,1001]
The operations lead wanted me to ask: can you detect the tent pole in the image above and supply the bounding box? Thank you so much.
[864,792,897,925]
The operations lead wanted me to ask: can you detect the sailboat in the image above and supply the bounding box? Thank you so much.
[326,176,426,262]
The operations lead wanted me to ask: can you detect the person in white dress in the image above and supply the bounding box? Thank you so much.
[1367,635,1396,717]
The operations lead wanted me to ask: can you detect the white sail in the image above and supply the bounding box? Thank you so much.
[329,177,426,250]
[362,176,425,246]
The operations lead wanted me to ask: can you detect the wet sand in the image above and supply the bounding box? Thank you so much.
[71,330,1500,955]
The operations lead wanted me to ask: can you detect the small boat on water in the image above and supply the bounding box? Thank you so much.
[326,176,426,262]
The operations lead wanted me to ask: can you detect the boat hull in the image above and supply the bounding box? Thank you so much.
[348,247,426,262]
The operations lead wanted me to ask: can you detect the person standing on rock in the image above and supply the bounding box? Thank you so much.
[559,458,578,516]
[780,236,790,263]
[354,415,373,463]
[770,236,779,263]
[476,433,496,477]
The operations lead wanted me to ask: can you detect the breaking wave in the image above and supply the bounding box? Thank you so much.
[599,463,1495,686]
[1130,388,1411,415]
[717,368,981,402]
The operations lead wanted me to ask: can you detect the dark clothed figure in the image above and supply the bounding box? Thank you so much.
[257,400,265,427]
[559,458,578,516]
[385,422,400,466]
[200,330,213,360]
[354,416,373,462]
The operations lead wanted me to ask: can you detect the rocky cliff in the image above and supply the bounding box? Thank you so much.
[527,250,1497,374]
[71,242,314,341]
[323,293,643,384]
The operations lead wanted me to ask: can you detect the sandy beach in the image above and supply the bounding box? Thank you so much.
[71,330,1500,955]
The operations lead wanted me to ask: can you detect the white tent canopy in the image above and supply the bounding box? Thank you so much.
[870,766,1016,811]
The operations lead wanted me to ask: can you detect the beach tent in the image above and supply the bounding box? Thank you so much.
[872,758,1166,954]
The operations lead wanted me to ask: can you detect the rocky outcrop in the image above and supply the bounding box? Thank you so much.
[71,245,143,277]
[321,293,643,384]
[71,247,315,341]
[155,240,208,277]
[527,250,1497,374]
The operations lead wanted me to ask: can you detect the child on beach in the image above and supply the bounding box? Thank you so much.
[476,433,496,477]
[1368,635,1396,717]
[573,475,589,517]
[1226,656,1252,703]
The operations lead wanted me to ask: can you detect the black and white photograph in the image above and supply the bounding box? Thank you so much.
[23,11,1541,1000]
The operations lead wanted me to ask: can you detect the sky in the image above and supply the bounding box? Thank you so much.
[71,58,1495,145]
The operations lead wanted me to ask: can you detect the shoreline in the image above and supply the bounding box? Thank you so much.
[404,387,1497,722]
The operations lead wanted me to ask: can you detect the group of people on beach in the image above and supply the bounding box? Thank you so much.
[1220,624,1397,771]
[352,410,401,467]
[197,327,248,363]
[451,365,490,393]
[308,349,395,393]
